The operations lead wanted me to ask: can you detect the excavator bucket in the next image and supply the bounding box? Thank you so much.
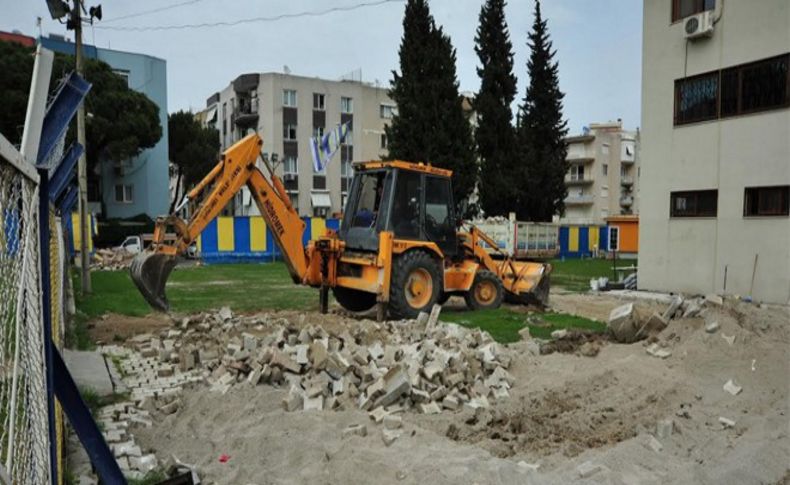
[129,251,177,311]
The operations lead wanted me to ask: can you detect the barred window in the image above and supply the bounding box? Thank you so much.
[744,186,789,217]
[672,0,715,22]
[675,73,718,124]
[670,190,718,217]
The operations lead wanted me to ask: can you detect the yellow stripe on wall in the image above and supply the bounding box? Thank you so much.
[250,217,267,251]
[310,217,327,240]
[71,213,93,251]
[217,216,234,251]
[196,234,201,252]
[588,226,599,251]
[569,226,579,252]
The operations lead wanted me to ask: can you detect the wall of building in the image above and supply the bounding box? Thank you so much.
[208,72,392,217]
[638,0,790,303]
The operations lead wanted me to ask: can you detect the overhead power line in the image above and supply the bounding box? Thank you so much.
[101,0,204,24]
[95,0,403,31]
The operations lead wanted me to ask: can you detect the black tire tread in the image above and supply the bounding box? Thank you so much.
[464,270,504,311]
[389,250,441,319]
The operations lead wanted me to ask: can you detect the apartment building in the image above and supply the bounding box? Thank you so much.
[561,121,640,225]
[639,0,789,303]
[39,33,169,219]
[202,73,394,217]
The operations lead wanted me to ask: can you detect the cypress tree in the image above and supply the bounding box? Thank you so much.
[474,0,518,217]
[516,0,569,221]
[386,0,477,213]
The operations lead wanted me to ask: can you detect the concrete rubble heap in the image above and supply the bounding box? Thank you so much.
[91,248,136,270]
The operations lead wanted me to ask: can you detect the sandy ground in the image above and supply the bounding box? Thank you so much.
[126,294,790,484]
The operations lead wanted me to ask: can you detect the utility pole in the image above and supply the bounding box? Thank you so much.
[73,0,91,294]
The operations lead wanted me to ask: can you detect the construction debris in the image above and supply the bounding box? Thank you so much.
[719,416,736,428]
[723,379,742,396]
[91,247,136,270]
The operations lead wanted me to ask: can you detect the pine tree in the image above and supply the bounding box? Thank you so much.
[386,0,477,213]
[516,0,569,221]
[474,0,518,217]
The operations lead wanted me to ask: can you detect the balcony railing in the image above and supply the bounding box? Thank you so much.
[620,195,634,207]
[566,175,594,185]
[565,194,594,205]
[620,176,634,187]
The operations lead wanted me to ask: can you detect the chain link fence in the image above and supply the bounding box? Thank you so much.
[0,159,52,482]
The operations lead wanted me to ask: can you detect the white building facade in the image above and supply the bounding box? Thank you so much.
[638,0,790,303]
[202,73,394,217]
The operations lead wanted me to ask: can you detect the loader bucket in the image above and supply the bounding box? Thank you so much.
[504,262,551,307]
[129,251,177,311]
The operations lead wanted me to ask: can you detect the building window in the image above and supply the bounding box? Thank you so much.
[288,193,298,211]
[620,165,628,177]
[342,129,353,146]
[675,72,719,124]
[601,143,609,155]
[114,184,133,203]
[744,186,789,217]
[341,159,352,178]
[721,54,790,117]
[569,164,584,181]
[380,104,396,119]
[670,190,718,217]
[283,89,297,107]
[341,97,353,114]
[672,0,715,22]
[112,69,130,87]
[313,126,324,139]
[601,186,609,198]
[602,164,608,176]
[283,156,298,175]
[313,93,325,110]
[283,123,297,141]
[675,54,790,125]
[380,133,388,149]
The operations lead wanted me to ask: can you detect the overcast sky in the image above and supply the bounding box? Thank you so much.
[1,0,643,133]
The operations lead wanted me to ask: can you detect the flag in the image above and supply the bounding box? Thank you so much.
[310,122,350,173]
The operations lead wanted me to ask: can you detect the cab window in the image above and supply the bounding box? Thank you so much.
[424,176,454,244]
[390,170,422,239]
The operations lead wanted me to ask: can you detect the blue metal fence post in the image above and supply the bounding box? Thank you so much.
[37,168,59,484]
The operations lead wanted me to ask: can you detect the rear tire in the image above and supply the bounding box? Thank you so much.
[389,251,441,319]
[464,270,504,311]
[332,286,377,312]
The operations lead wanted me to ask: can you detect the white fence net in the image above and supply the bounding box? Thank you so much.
[0,160,51,483]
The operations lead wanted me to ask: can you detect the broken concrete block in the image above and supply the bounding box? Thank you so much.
[518,327,531,340]
[647,435,663,452]
[719,416,736,428]
[550,329,568,339]
[682,299,704,318]
[608,303,640,343]
[705,320,720,333]
[721,333,735,346]
[662,295,684,320]
[525,340,541,356]
[372,366,411,409]
[517,461,540,472]
[464,396,490,411]
[242,333,258,351]
[646,344,672,359]
[218,306,233,321]
[425,304,442,332]
[158,399,180,415]
[136,454,157,473]
[282,385,304,412]
[368,342,385,361]
[309,341,329,369]
[342,424,368,438]
[723,379,742,396]
[383,414,403,430]
[303,395,323,411]
[368,406,388,423]
[705,294,723,306]
[637,312,668,339]
[442,395,460,410]
[656,419,674,439]
[294,344,309,365]
[270,350,301,374]
[382,429,402,447]
[577,461,603,478]
[420,402,441,415]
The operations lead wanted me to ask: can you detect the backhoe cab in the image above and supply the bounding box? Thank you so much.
[130,134,550,320]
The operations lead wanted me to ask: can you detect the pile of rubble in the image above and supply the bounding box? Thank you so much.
[91,247,135,270]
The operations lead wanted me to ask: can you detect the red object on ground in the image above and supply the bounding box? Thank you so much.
[218,454,230,463]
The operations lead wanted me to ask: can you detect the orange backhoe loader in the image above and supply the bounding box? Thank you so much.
[130,133,551,319]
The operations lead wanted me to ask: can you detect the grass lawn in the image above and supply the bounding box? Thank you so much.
[74,262,317,319]
[441,307,605,343]
[73,262,606,344]
[549,258,636,292]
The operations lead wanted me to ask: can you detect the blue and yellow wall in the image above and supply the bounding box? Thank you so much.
[558,225,608,259]
[196,216,341,263]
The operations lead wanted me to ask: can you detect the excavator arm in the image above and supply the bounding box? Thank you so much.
[130,133,310,310]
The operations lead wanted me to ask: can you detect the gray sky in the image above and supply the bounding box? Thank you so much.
[1,0,643,133]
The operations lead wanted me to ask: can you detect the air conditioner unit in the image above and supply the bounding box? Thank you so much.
[684,11,714,40]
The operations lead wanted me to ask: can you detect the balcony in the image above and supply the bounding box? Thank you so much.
[620,195,634,207]
[620,176,634,187]
[565,175,594,186]
[233,98,259,127]
[565,194,594,205]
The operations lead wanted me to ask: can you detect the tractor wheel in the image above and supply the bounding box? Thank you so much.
[464,270,504,311]
[332,286,377,313]
[389,251,441,319]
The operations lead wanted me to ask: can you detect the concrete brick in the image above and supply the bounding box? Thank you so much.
[368,406,388,423]
[309,341,329,369]
[420,402,441,415]
[719,416,736,428]
[723,379,742,396]
[372,366,411,409]
[303,395,323,411]
[383,414,402,430]
[382,429,402,447]
[577,461,603,478]
[270,350,301,373]
[282,385,304,412]
[656,419,674,439]
[442,395,460,410]
[342,424,368,438]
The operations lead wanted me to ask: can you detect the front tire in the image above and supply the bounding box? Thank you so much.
[464,270,504,311]
[332,286,377,312]
[389,251,441,319]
